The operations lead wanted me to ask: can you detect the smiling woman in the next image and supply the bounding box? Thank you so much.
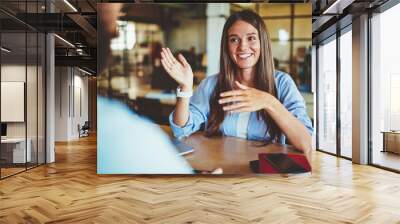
[161,10,313,158]
[227,20,261,70]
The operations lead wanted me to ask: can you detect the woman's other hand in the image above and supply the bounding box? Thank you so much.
[160,47,193,90]
[219,81,278,113]
[194,168,223,174]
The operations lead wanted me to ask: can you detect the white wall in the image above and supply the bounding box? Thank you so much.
[55,67,89,141]
[1,64,45,164]
[1,65,32,138]
[55,66,69,141]
[72,73,89,138]
[1,64,26,81]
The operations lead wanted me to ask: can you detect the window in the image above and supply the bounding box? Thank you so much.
[317,37,337,154]
[0,1,46,179]
[316,24,353,159]
[339,29,352,158]
[370,3,400,171]
[111,21,136,51]
[260,4,312,94]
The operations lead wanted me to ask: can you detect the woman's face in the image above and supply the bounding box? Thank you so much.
[227,20,261,70]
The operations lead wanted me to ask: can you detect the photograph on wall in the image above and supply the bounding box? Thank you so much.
[97,3,313,174]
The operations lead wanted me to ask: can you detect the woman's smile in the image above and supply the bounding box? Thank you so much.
[237,53,253,59]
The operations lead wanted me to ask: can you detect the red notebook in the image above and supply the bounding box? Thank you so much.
[257,153,311,173]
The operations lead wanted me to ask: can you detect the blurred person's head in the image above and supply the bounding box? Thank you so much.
[98,3,123,74]
[206,10,280,141]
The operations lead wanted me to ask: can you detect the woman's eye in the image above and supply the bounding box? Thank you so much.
[230,38,239,44]
[248,36,257,41]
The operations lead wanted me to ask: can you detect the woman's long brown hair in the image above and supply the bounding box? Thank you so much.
[205,10,281,142]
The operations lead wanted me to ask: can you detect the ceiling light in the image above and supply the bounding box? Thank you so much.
[278,29,289,45]
[54,34,75,48]
[323,0,341,14]
[78,67,93,76]
[1,47,11,53]
[63,0,78,12]
[322,0,354,15]
[76,48,85,55]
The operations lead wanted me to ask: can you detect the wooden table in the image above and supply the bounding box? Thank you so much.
[1,138,32,164]
[174,131,306,174]
[381,131,400,154]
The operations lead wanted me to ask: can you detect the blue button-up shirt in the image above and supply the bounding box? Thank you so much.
[98,96,193,174]
[169,71,313,144]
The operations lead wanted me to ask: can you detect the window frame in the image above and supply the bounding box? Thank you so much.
[315,23,352,160]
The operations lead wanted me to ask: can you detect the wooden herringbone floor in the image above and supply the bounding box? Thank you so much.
[1,135,400,224]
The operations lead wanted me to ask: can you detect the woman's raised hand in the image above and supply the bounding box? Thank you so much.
[160,47,193,90]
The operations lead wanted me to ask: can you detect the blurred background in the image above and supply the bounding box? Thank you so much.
[98,3,312,125]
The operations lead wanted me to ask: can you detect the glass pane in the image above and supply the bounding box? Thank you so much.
[38,32,45,165]
[295,4,311,15]
[317,38,337,154]
[340,30,352,158]
[26,0,39,169]
[27,31,38,169]
[37,1,46,165]
[371,4,400,171]
[259,4,291,17]
[294,18,312,39]
[1,31,27,177]
[264,19,291,40]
